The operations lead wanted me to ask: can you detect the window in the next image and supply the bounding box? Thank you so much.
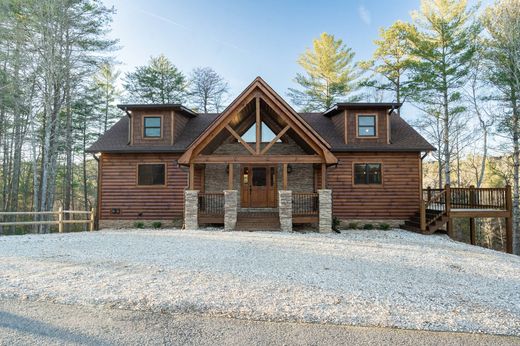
[143,116,162,138]
[137,164,165,185]
[357,115,376,137]
[354,163,382,185]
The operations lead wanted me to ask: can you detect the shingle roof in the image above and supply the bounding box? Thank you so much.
[300,113,435,152]
[86,112,434,154]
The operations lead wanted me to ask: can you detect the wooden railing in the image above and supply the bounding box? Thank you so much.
[198,192,224,216]
[292,192,319,215]
[420,189,447,230]
[0,208,95,233]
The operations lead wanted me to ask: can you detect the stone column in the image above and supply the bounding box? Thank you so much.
[278,190,292,232]
[318,189,332,233]
[224,190,238,231]
[184,190,199,230]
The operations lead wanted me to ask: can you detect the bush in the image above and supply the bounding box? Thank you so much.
[363,223,374,230]
[378,223,390,230]
[134,221,144,229]
[347,222,359,230]
[332,216,340,231]
[152,221,162,229]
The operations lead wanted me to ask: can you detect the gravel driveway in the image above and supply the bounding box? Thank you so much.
[0,229,519,336]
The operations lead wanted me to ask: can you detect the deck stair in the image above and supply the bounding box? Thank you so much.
[401,209,448,234]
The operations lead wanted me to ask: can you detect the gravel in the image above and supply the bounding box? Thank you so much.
[0,229,519,336]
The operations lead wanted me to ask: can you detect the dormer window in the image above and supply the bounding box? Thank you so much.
[143,116,162,138]
[357,115,377,137]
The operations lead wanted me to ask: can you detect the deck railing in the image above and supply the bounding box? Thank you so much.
[423,186,509,211]
[292,192,319,215]
[198,192,224,220]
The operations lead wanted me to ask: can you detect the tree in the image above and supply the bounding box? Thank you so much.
[406,0,479,186]
[360,21,415,106]
[288,33,360,111]
[482,0,520,254]
[92,63,120,133]
[124,54,186,104]
[188,67,229,113]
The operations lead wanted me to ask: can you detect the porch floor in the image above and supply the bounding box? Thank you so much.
[236,212,280,231]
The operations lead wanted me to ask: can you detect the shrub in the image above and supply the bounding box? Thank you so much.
[378,223,390,230]
[134,221,144,229]
[363,223,374,230]
[347,222,359,230]
[332,216,340,231]
[152,221,162,229]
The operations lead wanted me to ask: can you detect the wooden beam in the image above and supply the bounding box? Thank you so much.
[193,155,323,164]
[282,163,288,190]
[469,218,476,245]
[256,97,261,154]
[189,163,195,190]
[260,125,290,155]
[321,163,326,189]
[225,125,256,155]
[228,163,233,190]
[505,184,513,254]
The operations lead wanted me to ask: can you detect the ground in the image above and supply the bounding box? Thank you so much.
[0,229,519,339]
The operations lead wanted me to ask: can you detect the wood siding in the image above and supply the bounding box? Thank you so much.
[131,110,173,146]
[100,153,186,220]
[174,112,190,142]
[327,152,421,219]
[346,110,388,144]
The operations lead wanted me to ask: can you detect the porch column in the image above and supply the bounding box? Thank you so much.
[318,189,332,233]
[184,190,199,230]
[224,190,238,231]
[278,190,292,232]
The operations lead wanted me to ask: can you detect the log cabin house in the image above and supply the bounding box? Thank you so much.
[87,77,513,252]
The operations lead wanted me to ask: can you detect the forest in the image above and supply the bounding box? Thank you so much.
[0,0,518,253]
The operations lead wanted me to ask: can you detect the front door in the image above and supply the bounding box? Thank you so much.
[241,165,277,208]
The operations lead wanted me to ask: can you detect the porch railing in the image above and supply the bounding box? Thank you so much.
[198,192,224,223]
[292,192,319,215]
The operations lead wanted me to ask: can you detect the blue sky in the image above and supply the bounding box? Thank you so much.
[103,0,485,110]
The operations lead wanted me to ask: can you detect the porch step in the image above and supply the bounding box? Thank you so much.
[236,212,280,231]
[400,210,449,235]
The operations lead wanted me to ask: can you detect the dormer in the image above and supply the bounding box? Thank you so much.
[323,103,401,145]
[118,104,197,146]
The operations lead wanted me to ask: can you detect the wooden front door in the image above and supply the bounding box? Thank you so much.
[241,165,277,208]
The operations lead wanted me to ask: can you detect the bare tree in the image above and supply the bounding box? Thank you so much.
[188,67,229,113]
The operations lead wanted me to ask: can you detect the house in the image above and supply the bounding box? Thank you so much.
[86,77,435,231]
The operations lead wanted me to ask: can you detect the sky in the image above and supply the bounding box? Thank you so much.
[102,0,486,115]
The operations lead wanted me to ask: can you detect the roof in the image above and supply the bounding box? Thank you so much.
[86,111,434,154]
[323,102,402,117]
[117,104,197,117]
[300,113,435,152]
[86,113,218,153]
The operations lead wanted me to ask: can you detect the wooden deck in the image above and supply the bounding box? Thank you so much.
[403,184,513,253]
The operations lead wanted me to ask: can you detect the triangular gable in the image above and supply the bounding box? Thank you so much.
[178,77,337,165]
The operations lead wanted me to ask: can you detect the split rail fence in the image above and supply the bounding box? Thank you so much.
[0,208,95,232]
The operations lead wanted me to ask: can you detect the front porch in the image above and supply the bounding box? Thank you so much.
[179,78,336,232]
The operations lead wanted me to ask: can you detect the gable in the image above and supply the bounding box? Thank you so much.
[177,77,338,165]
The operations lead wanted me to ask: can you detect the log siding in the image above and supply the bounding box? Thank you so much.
[328,152,421,219]
[100,153,186,220]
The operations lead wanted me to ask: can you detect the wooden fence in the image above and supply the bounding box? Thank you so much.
[0,207,95,232]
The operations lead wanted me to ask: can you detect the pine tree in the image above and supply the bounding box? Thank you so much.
[92,63,120,133]
[406,0,480,186]
[482,0,520,254]
[360,21,415,106]
[124,54,186,104]
[288,33,360,111]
